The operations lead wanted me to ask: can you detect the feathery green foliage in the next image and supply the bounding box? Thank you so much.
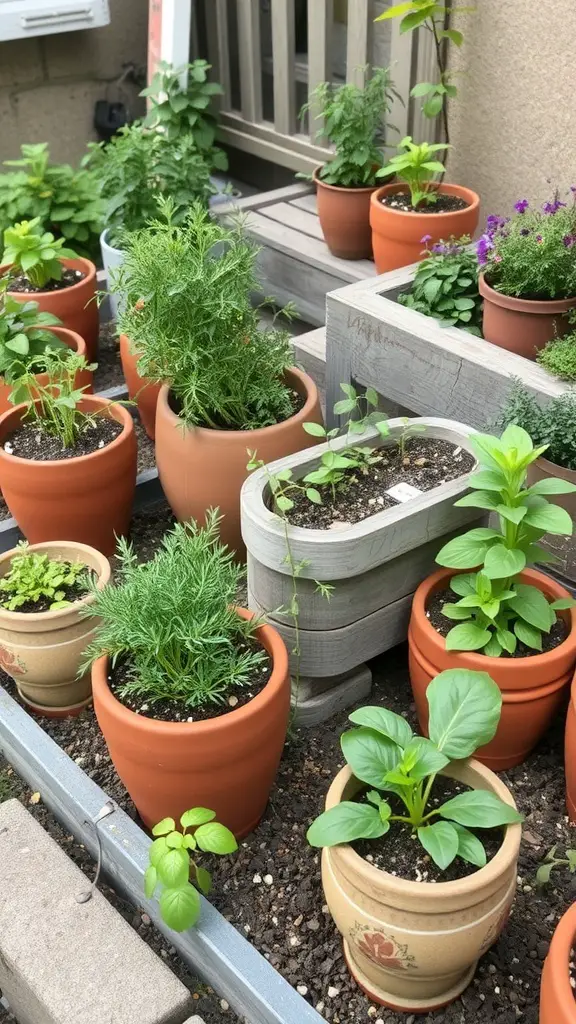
[496,380,576,472]
[9,350,95,449]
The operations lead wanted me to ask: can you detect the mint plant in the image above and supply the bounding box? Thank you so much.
[435,425,576,656]
[399,236,482,334]
[376,137,449,208]
[10,351,95,449]
[145,808,237,931]
[308,668,522,871]
[3,219,78,290]
[0,542,87,611]
[0,290,67,383]
[141,60,227,171]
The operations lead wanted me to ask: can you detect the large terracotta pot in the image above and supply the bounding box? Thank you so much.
[479,273,576,359]
[0,326,93,420]
[1,258,99,361]
[409,567,576,770]
[540,902,576,1023]
[565,674,576,821]
[322,761,521,1012]
[0,541,110,716]
[0,396,137,556]
[119,334,161,440]
[155,367,322,556]
[527,456,576,582]
[313,166,376,260]
[92,608,290,837]
[370,183,480,274]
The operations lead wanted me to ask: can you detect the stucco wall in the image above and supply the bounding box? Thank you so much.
[447,0,576,221]
[0,0,147,165]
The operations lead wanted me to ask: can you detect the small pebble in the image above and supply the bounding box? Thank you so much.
[263,874,273,886]
[327,986,340,998]
[220,999,229,1011]
[252,873,262,884]
[297,984,308,996]
[228,695,239,707]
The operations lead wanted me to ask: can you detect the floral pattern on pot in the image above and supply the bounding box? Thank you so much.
[0,646,25,675]
[350,923,416,972]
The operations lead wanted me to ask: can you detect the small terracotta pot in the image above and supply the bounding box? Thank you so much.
[155,367,322,556]
[1,259,99,361]
[119,334,161,440]
[0,541,110,715]
[0,326,93,420]
[0,396,137,556]
[479,273,576,359]
[92,608,291,837]
[321,761,521,1011]
[370,183,480,274]
[313,166,376,260]
[540,902,576,1023]
[408,567,576,770]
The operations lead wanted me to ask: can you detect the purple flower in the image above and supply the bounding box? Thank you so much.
[514,199,529,214]
[536,234,543,243]
[543,199,567,214]
[476,234,494,265]
[563,234,575,247]
[420,234,432,245]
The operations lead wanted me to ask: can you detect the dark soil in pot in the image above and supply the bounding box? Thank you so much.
[428,588,570,656]
[4,417,123,460]
[380,192,470,214]
[5,268,85,293]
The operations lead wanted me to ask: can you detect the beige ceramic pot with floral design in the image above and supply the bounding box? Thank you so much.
[321,761,521,1012]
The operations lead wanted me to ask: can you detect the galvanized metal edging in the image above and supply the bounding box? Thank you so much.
[0,685,325,1024]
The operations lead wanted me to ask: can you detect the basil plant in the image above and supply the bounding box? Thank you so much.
[307,669,522,872]
[436,425,576,656]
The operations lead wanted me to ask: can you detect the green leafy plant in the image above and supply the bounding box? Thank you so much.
[82,510,267,709]
[10,351,95,449]
[0,541,87,611]
[536,844,576,886]
[307,668,522,871]
[2,218,78,290]
[116,198,294,431]
[377,137,449,208]
[398,236,482,333]
[0,290,67,383]
[0,143,104,259]
[538,325,576,382]
[435,425,576,656]
[301,67,398,188]
[145,808,237,931]
[141,60,227,171]
[496,381,576,472]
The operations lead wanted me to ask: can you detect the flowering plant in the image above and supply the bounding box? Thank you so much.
[477,190,576,300]
[399,235,482,333]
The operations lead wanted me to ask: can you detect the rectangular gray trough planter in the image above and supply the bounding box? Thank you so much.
[241,416,483,724]
[0,684,325,1024]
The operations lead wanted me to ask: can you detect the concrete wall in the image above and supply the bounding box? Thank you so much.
[0,0,147,166]
[447,0,576,221]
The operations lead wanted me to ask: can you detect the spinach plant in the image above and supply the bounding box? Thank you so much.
[0,290,66,383]
[436,425,576,655]
[146,808,237,931]
[398,236,482,334]
[10,351,95,449]
[141,60,227,172]
[377,137,449,208]
[0,541,86,611]
[3,219,78,290]
[308,668,522,870]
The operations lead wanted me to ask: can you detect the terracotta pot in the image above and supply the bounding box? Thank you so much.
[408,567,576,770]
[155,367,322,556]
[322,761,521,1012]
[479,273,576,359]
[1,258,99,361]
[0,541,110,715]
[527,457,576,580]
[565,674,576,821]
[119,334,161,440]
[92,608,290,837]
[313,166,376,260]
[540,902,576,1023]
[0,396,137,556]
[0,327,93,420]
[370,183,480,274]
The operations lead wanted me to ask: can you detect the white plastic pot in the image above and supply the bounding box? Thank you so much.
[100,228,125,320]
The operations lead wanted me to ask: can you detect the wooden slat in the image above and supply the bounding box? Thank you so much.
[307,0,333,135]
[241,210,375,280]
[205,0,231,109]
[237,0,262,122]
[290,193,318,215]
[213,182,313,217]
[411,23,443,143]
[346,0,370,87]
[271,0,296,134]
[262,201,324,240]
[218,111,333,172]
[387,15,412,140]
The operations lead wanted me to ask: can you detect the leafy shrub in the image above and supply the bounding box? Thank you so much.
[2,219,78,289]
[496,380,576,471]
[10,351,95,449]
[398,236,482,333]
[0,542,86,611]
[537,317,576,381]
[141,60,227,171]
[0,290,67,383]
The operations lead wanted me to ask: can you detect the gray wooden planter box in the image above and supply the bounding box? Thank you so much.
[241,417,483,724]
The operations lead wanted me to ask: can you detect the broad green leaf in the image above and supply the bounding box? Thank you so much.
[445,622,491,651]
[400,7,435,31]
[452,823,487,867]
[152,817,176,837]
[450,573,478,597]
[514,619,543,651]
[411,81,435,96]
[303,421,326,438]
[427,668,502,758]
[500,424,534,461]
[156,847,189,888]
[551,598,576,610]
[149,836,168,866]
[159,883,201,931]
[536,862,554,885]
[333,399,356,414]
[454,491,500,511]
[349,706,412,748]
[483,545,526,580]
[5,333,29,356]
[375,1,418,20]
[195,822,238,855]
[523,502,573,536]
[341,728,400,788]
[166,831,184,849]
[417,820,459,870]
[528,478,576,495]
[483,634,502,657]
[441,27,464,45]
[144,865,158,898]
[183,835,197,850]
[440,790,522,828]
[509,583,555,631]
[496,504,527,525]
[366,790,383,807]
[195,866,212,895]
[436,529,500,569]
[180,808,216,829]
[496,628,517,655]
[403,736,449,780]
[307,801,389,847]
[469,433,509,472]
[441,603,473,620]
[365,387,378,406]
[468,469,507,491]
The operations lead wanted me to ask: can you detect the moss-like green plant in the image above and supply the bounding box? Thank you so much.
[496,380,576,472]
[537,327,576,382]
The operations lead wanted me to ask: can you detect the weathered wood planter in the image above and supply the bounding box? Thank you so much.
[241,417,482,724]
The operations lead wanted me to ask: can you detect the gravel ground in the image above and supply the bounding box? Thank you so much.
[92,320,123,392]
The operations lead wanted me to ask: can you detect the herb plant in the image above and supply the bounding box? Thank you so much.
[116,198,294,430]
[536,845,576,886]
[496,381,576,472]
[308,667,522,871]
[10,351,95,449]
[0,291,67,383]
[141,60,227,171]
[145,808,237,931]
[83,510,267,710]
[399,236,482,334]
[377,137,449,208]
[538,328,576,382]
[301,67,398,188]
[0,542,86,611]
[435,425,576,655]
[2,219,78,290]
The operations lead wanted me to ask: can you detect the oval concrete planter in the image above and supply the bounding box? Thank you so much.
[540,902,576,1023]
[0,540,110,715]
[100,229,125,320]
[479,273,576,359]
[321,761,521,1012]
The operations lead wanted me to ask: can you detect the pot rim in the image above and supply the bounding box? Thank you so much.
[159,366,319,441]
[370,182,480,219]
[542,902,576,1012]
[324,761,521,897]
[478,272,576,313]
[313,165,379,194]
[534,454,576,482]
[91,606,289,734]
[0,540,110,623]
[0,326,87,387]
[0,395,134,469]
[1,257,96,295]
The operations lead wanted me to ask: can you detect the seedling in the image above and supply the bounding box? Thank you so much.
[0,541,87,611]
[376,137,450,208]
[2,218,78,289]
[536,845,576,886]
[10,351,96,449]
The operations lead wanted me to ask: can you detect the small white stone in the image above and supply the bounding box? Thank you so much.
[315,1002,325,1013]
[228,695,239,707]
[272,916,278,925]
[186,716,194,722]
[263,874,273,886]
[289,935,300,947]
[494,986,500,995]
[297,985,308,996]
[3,442,13,454]
[327,986,340,998]
[220,999,229,1011]
[252,873,262,884]
[97,440,105,448]
[293,914,303,927]
[243,924,250,933]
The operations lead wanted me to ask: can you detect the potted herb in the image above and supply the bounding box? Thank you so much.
[0,540,110,716]
[538,311,576,380]
[477,192,576,358]
[307,668,523,1011]
[1,219,99,359]
[117,200,322,553]
[409,424,576,770]
[87,511,290,837]
[540,903,576,1023]
[0,354,136,555]
[397,235,482,334]
[301,67,398,260]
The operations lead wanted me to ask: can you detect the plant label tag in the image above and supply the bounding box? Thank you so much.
[385,482,423,503]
